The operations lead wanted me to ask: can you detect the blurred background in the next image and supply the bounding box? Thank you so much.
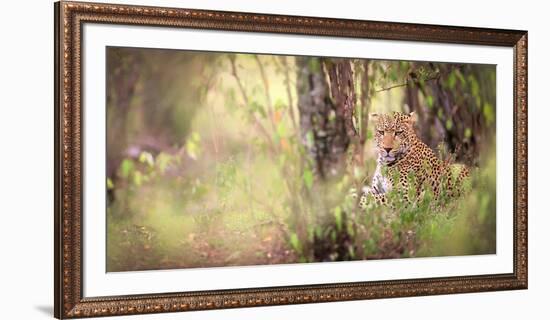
[106,47,496,272]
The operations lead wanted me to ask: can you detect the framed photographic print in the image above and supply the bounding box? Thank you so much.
[54,0,528,318]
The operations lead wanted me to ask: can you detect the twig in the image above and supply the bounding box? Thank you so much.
[375,74,440,93]
[254,56,277,133]
[278,56,299,136]
[200,64,220,157]
[228,55,275,151]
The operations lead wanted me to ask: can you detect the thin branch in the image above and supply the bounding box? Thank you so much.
[278,56,299,136]
[254,56,277,133]
[374,74,440,93]
[229,56,250,105]
[199,63,221,157]
[228,56,275,152]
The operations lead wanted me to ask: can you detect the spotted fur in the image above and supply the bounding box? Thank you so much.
[359,111,469,208]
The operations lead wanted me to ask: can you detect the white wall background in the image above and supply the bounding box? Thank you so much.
[0,0,547,319]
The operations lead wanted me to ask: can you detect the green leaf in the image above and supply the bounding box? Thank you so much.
[250,100,266,118]
[445,119,453,130]
[133,171,143,187]
[366,129,373,140]
[185,132,202,160]
[447,72,456,88]
[106,178,114,190]
[303,169,314,190]
[314,226,322,239]
[156,152,172,174]
[305,131,315,149]
[276,123,287,138]
[328,110,336,122]
[456,71,466,87]
[426,95,434,108]
[308,58,321,73]
[483,102,495,124]
[274,98,285,111]
[464,128,472,139]
[120,159,134,179]
[289,233,302,253]
[469,75,480,98]
[138,151,154,167]
[334,206,343,232]
[389,70,397,82]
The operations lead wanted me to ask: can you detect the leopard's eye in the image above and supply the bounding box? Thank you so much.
[395,130,403,135]
[377,130,384,135]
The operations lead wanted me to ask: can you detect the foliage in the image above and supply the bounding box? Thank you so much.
[106,49,497,272]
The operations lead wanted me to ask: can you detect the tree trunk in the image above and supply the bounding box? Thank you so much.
[295,57,361,262]
[296,57,350,180]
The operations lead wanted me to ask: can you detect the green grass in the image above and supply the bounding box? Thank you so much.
[107,143,496,271]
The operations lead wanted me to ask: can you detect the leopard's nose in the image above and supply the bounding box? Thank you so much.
[384,147,392,154]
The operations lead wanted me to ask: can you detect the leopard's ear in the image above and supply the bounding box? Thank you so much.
[370,113,379,121]
[408,111,418,124]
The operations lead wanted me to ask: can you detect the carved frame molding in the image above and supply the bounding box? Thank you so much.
[54,1,527,318]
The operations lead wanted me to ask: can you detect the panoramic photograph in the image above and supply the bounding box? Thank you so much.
[105,47,496,272]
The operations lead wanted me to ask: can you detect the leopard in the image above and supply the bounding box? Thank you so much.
[358,111,469,209]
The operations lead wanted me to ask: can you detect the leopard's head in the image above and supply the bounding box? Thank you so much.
[371,111,417,165]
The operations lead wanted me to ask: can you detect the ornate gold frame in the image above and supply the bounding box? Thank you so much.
[54,1,528,318]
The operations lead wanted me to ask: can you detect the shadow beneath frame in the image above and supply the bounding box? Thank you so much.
[35,305,53,317]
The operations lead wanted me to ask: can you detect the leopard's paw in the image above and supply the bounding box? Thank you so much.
[358,186,371,209]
